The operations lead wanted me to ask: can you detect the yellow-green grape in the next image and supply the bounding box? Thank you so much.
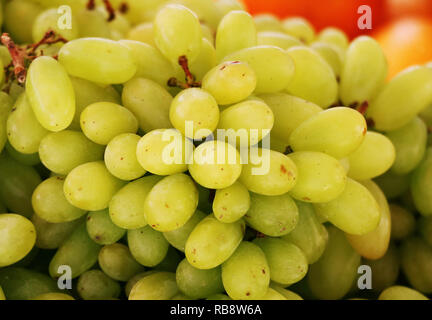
[216,0,245,16]
[282,201,328,264]
[5,142,40,166]
[257,31,302,50]
[188,140,242,189]
[411,148,432,216]
[419,216,432,247]
[0,214,36,267]
[202,23,215,43]
[282,17,315,43]
[75,7,110,38]
[127,23,155,46]
[252,14,283,32]
[39,130,105,175]
[155,245,183,272]
[0,155,42,218]
[223,46,295,93]
[109,175,162,230]
[125,271,156,297]
[0,47,12,68]
[77,270,121,300]
[389,204,416,241]
[271,284,303,300]
[122,78,173,132]
[202,61,256,105]
[213,182,250,223]
[98,243,144,282]
[32,293,75,300]
[4,0,43,43]
[163,210,207,252]
[32,176,86,223]
[0,286,5,300]
[317,27,349,51]
[129,272,179,300]
[26,56,75,132]
[366,66,432,131]
[190,38,217,82]
[378,286,429,300]
[170,88,219,140]
[245,192,298,237]
[144,173,198,232]
[6,93,48,154]
[345,180,391,259]
[261,288,286,300]
[287,151,346,203]
[254,238,307,286]
[64,161,125,211]
[0,92,14,153]
[420,104,432,128]
[49,222,101,278]
[222,241,270,300]
[128,226,169,267]
[290,107,367,159]
[217,100,274,146]
[215,10,257,61]
[176,258,224,299]
[136,129,193,175]
[347,131,395,181]
[385,117,428,175]
[310,42,343,78]
[86,210,126,245]
[374,171,410,199]
[108,12,131,40]
[170,0,221,30]
[185,216,244,269]
[206,293,232,300]
[286,46,338,108]
[32,8,78,42]
[8,83,25,105]
[154,4,202,63]
[401,237,432,293]
[307,226,361,300]
[104,133,146,181]
[58,38,137,84]
[80,102,138,145]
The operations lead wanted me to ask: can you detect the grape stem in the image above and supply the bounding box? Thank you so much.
[119,2,129,13]
[1,33,27,85]
[86,0,96,10]
[103,0,116,22]
[167,55,201,89]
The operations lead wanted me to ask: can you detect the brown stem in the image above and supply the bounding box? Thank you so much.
[103,0,116,22]
[87,0,96,10]
[356,101,369,115]
[119,2,129,13]
[1,33,26,84]
[27,30,68,58]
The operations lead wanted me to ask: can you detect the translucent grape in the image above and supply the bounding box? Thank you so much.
[75,7,111,38]
[271,285,303,300]
[32,293,75,300]
[0,92,13,153]
[253,14,283,32]
[86,209,126,245]
[127,22,155,46]
[190,38,217,82]
[213,181,250,223]
[411,148,432,216]
[4,0,43,43]
[317,27,349,51]
[310,42,343,77]
[77,270,121,300]
[5,142,40,166]
[257,31,302,50]
[379,286,429,300]
[129,272,179,300]
[282,17,315,43]
[32,8,79,42]
[390,204,416,240]
[128,226,169,267]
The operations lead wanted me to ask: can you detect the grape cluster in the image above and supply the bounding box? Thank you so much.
[0,0,432,301]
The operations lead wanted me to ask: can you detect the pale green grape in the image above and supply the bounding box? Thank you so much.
[185,216,244,269]
[390,204,416,240]
[168,0,220,30]
[80,102,138,145]
[253,14,283,32]
[0,47,12,68]
[190,38,217,82]
[310,42,343,77]
[282,17,315,43]
[4,0,43,43]
[215,0,245,17]
[0,92,14,153]
[75,7,111,38]
[347,131,395,181]
[411,148,432,216]
[374,170,410,199]
[222,241,270,300]
[286,46,338,108]
[289,107,367,159]
[39,130,105,175]
[86,210,126,245]
[213,182,250,223]
[257,31,303,50]
[77,270,121,300]
[128,226,169,267]
[379,286,429,300]
[5,142,40,166]
[31,0,86,10]
[0,214,36,267]
[127,23,155,46]
[366,66,432,131]
[201,24,215,44]
[287,151,347,203]
[129,272,179,300]
[317,27,349,51]
[32,176,86,223]
[64,161,125,211]
[108,12,131,40]
[58,38,137,84]
[32,8,79,42]
[271,285,303,300]
[32,293,75,300]
[26,56,75,132]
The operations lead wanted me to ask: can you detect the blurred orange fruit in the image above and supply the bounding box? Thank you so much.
[386,0,432,20]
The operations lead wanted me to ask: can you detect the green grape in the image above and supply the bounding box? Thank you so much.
[0,154,42,218]
[385,117,427,175]
[109,176,162,230]
[64,161,125,211]
[176,258,224,299]
[378,286,429,300]
[366,66,432,131]
[127,22,155,46]
[104,133,146,181]
[128,226,169,267]
[252,13,282,32]
[282,17,315,43]
[0,286,5,300]
[0,47,12,68]
[4,0,43,43]
[75,7,111,38]
[170,0,221,30]
[411,148,432,216]
[282,201,328,264]
[0,92,14,153]
[154,4,202,63]
[215,0,245,17]
[31,0,87,10]
[77,270,121,300]
[32,8,78,42]
[49,222,101,278]
[58,38,137,84]
[271,284,303,300]
[257,31,302,50]
[108,12,131,40]
[347,131,395,181]
[374,171,410,199]
[5,142,40,166]
[223,45,295,93]
[144,173,198,232]
[122,78,173,132]
[32,176,86,223]
[310,42,343,77]
[7,93,49,154]
[389,204,416,241]
[287,151,346,203]
[26,56,75,132]
[215,10,256,61]
[125,271,155,298]
[154,246,183,272]
[8,83,25,104]
[39,130,105,175]
[317,27,349,51]
[419,104,432,128]
[245,192,298,237]
[222,241,270,300]
[286,46,338,108]
[185,216,244,269]
[190,38,217,82]
[213,181,250,223]
[217,100,274,146]
[0,214,36,267]
[32,292,75,300]
[129,272,179,300]
[86,210,126,245]
[163,210,207,251]
[206,293,231,300]
[98,243,144,282]
[170,88,219,140]
[307,226,361,300]
[254,238,307,286]
[188,140,242,189]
